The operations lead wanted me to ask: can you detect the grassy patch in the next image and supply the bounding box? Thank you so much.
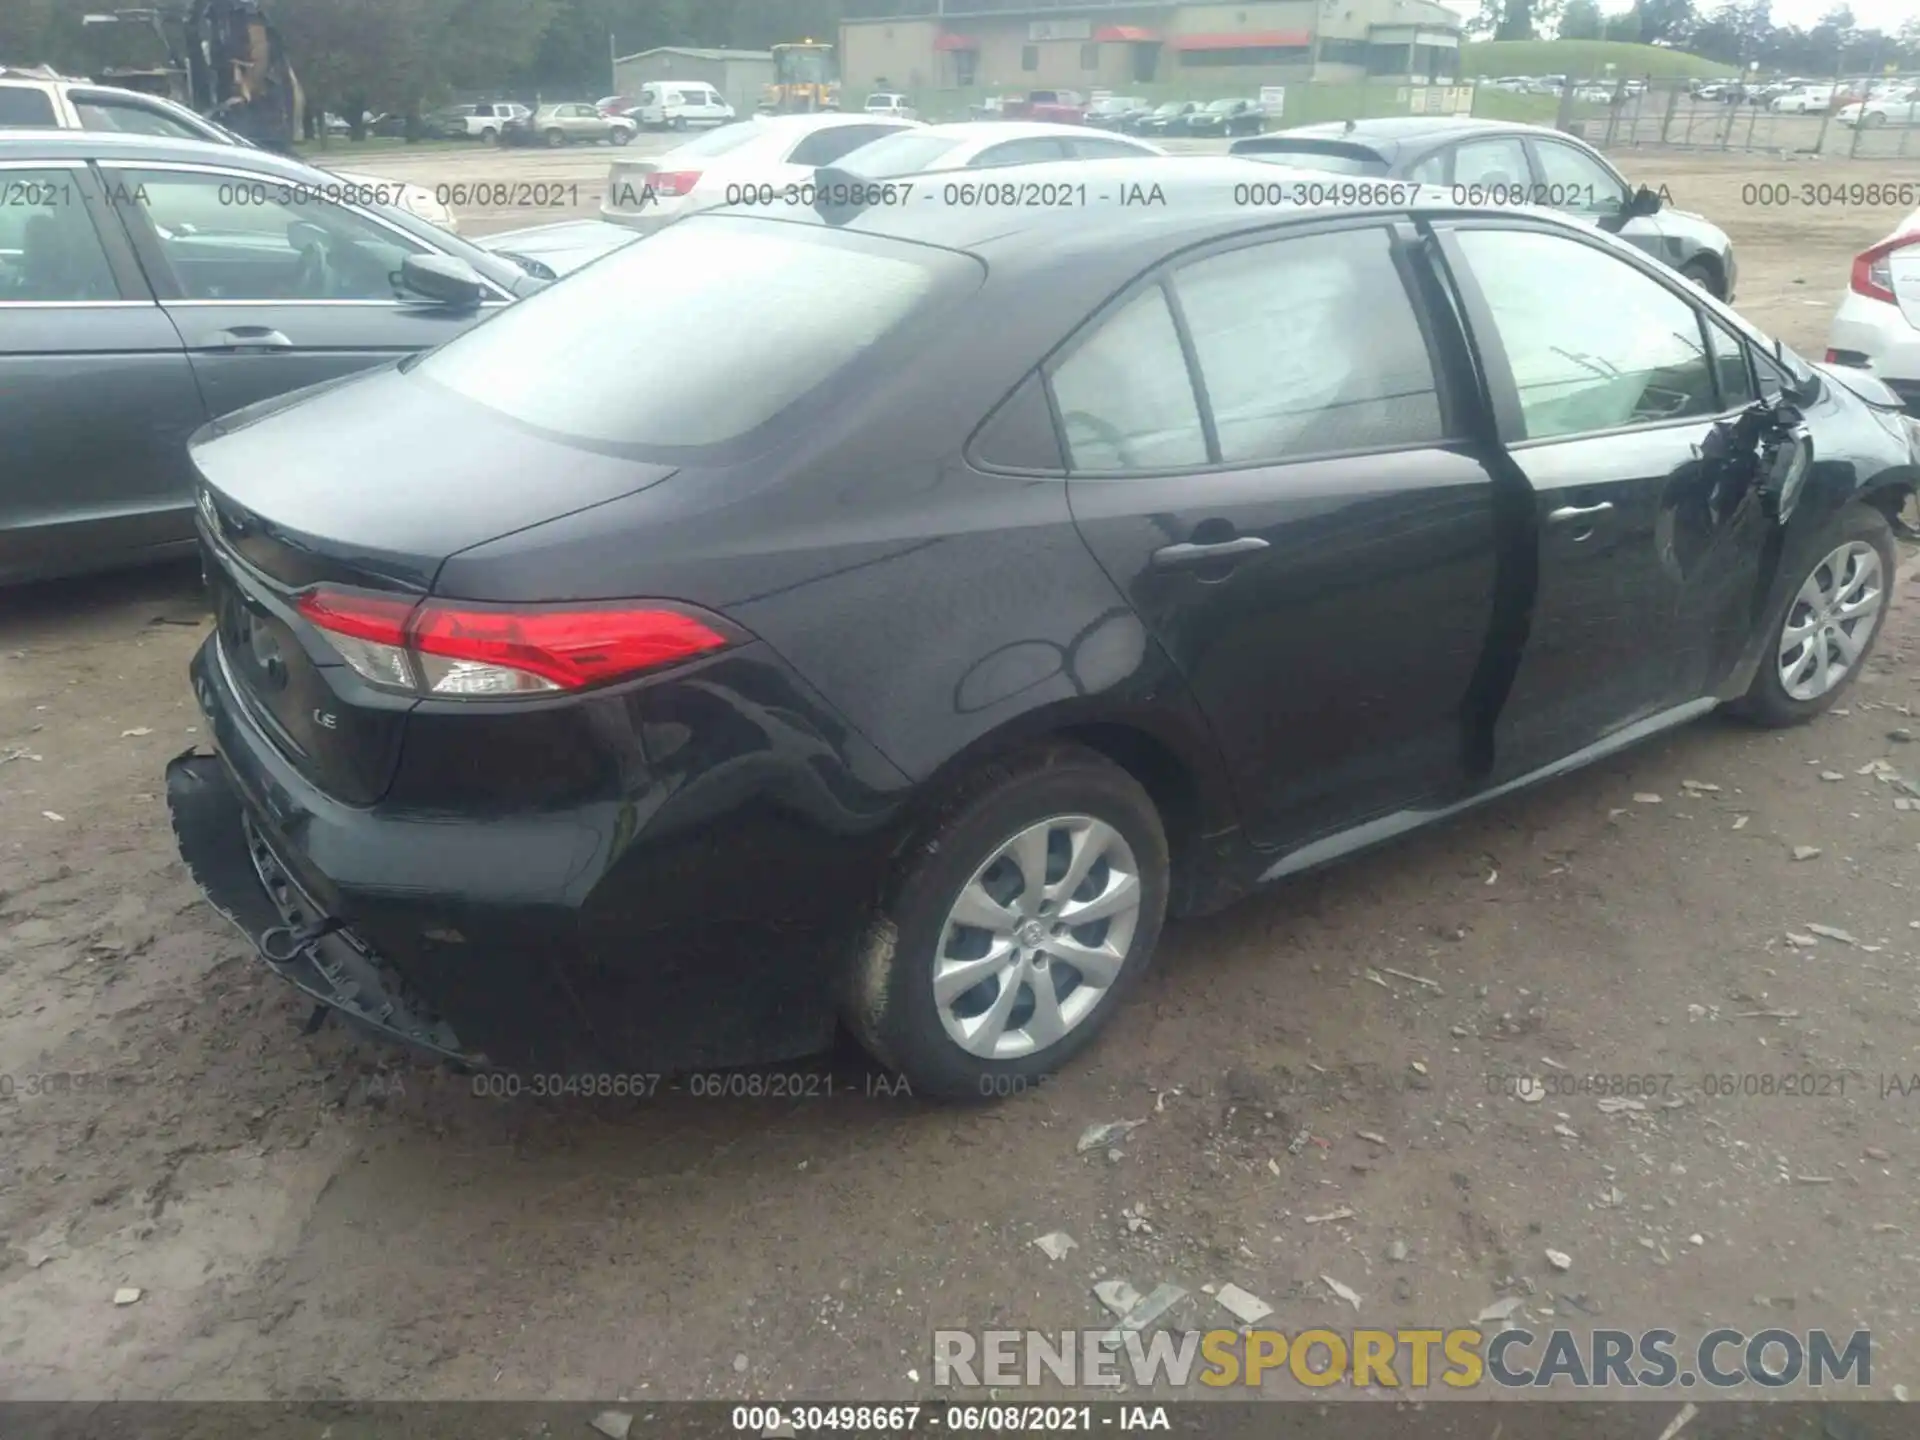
[1462,40,1739,81]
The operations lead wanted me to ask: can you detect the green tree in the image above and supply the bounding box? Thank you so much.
[1557,0,1603,39]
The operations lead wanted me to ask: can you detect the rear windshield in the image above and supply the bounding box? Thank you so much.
[413,218,980,451]
[838,131,966,175]
[659,122,764,159]
[1239,143,1389,176]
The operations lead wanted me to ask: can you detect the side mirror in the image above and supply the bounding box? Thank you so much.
[1626,183,1663,218]
[398,252,486,308]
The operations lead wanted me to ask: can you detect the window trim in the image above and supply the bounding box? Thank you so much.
[96,159,511,306]
[68,88,226,143]
[1700,310,1759,413]
[0,158,153,307]
[1429,216,1745,450]
[1039,215,1463,480]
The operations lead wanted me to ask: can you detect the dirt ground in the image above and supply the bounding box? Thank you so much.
[3,143,1920,1405]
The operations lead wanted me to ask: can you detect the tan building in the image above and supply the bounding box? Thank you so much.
[840,0,1461,100]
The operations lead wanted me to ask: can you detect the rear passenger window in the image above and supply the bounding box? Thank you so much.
[0,86,58,126]
[1171,228,1446,464]
[1051,287,1208,473]
[1451,136,1529,188]
[0,170,121,303]
[789,125,901,166]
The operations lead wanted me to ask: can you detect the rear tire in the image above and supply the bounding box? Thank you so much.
[844,744,1169,1101]
[1731,504,1898,728]
[479,127,498,146]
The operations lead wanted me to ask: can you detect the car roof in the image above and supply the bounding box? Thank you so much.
[1272,116,1530,146]
[747,112,913,132]
[0,128,323,177]
[916,120,1127,142]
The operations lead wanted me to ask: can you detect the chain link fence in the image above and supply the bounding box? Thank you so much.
[1542,74,1919,161]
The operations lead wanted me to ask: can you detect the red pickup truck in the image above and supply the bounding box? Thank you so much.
[997,89,1087,124]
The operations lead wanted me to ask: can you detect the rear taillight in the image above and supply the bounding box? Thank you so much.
[1850,233,1917,305]
[295,590,733,698]
[648,169,701,198]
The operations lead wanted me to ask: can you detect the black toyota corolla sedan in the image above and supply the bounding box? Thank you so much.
[167,156,1920,1099]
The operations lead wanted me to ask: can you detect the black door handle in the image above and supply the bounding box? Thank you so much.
[1151,535,1270,570]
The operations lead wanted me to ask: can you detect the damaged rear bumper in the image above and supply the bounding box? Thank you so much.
[166,749,480,1065]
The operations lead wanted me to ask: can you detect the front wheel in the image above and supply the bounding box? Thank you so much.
[1732,504,1898,727]
[1864,111,1887,128]
[1680,257,1724,300]
[545,128,565,147]
[611,128,632,145]
[844,744,1169,1100]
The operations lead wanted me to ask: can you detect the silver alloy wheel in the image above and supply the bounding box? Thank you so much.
[933,814,1143,1060]
[1777,540,1884,702]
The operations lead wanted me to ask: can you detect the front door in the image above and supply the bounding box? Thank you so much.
[0,161,206,580]
[1059,222,1502,851]
[103,164,502,419]
[1432,220,1772,780]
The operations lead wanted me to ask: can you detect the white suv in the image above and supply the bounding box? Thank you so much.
[0,68,458,231]
[1827,208,1920,413]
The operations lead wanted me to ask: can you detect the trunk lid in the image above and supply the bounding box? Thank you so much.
[191,363,679,804]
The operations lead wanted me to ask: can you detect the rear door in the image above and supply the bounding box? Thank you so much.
[1430,219,1772,780]
[102,162,508,418]
[0,160,206,580]
[1058,220,1503,851]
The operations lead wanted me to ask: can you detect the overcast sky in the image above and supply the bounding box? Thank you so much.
[1445,0,1912,33]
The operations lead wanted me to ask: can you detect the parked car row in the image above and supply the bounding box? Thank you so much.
[1083,97,1267,137]
[599,83,737,131]
[149,144,1915,1102]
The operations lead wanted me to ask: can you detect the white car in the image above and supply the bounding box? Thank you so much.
[835,120,1165,177]
[450,101,531,145]
[1771,84,1835,114]
[635,81,735,131]
[0,69,459,231]
[599,112,921,232]
[1827,209,1920,413]
[1837,87,1920,128]
[864,93,916,121]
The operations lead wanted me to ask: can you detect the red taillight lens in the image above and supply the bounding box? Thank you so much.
[1850,234,1915,305]
[295,590,732,698]
[410,604,729,692]
[648,169,701,198]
